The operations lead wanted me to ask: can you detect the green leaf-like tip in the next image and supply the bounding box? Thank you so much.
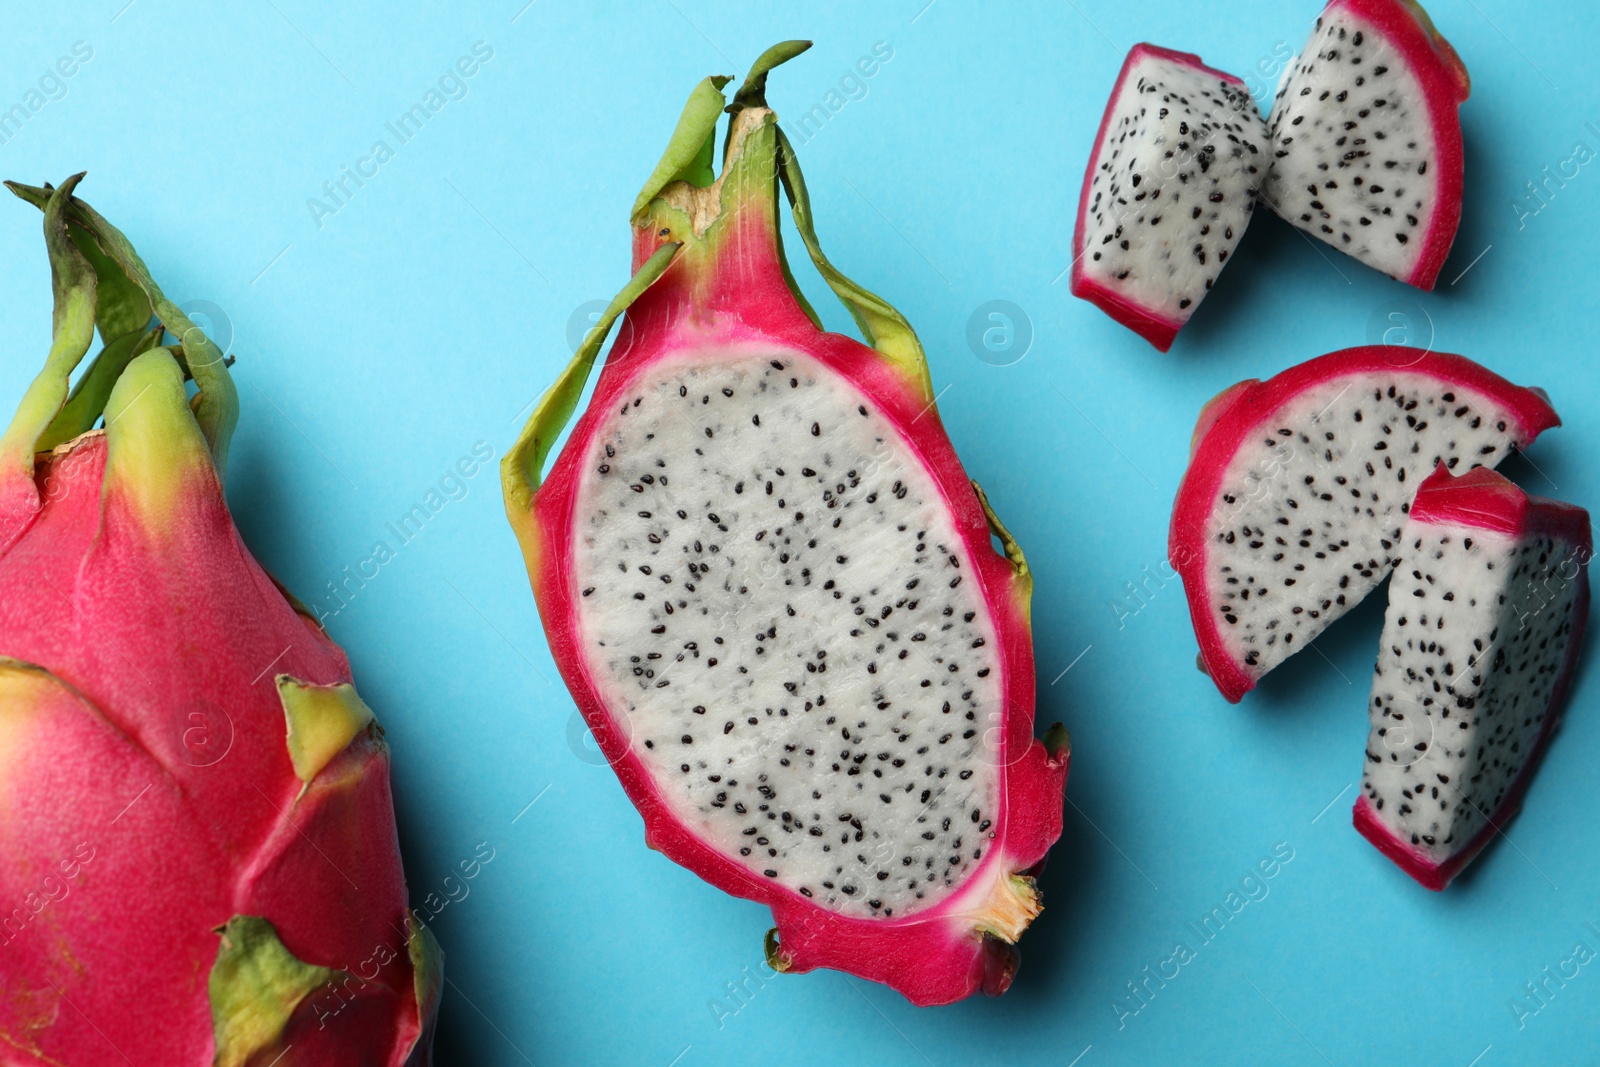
[771,126,936,406]
[1042,722,1071,760]
[277,676,378,786]
[0,175,97,483]
[972,480,1029,580]
[35,323,162,452]
[10,177,156,345]
[763,927,792,973]
[723,39,814,183]
[408,914,445,1029]
[209,915,336,1067]
[503,240,681,515]
[728,40,813,116]
[4,176,239,477]
[631,74,733,222]
[623,46,936,408]
[69,216,154,344]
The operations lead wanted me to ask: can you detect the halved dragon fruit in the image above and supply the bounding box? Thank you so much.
[502,43,1069,1005]
[1072,44,1268,350]
[1356,465,1590,889]
[0,178,439,1064]
[1171,347,1559,702]
[1264,0,1470,288]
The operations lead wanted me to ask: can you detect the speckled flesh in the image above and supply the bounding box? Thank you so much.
[572,353,1005,919]
[1171,348,1558,702]
[503,50,1068,1006]
[1072,44,1268,350]
[1265,0,1470,288]
[1355,465,1590,889]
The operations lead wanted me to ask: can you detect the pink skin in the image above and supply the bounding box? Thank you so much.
[1070,44,1251,352]
[1170,347,1560,703]
[0,436,432,1064]
[1317,0,1471,290]
[1353,465,1590,890]
[1073,5,1468,327]
[521,196,1068,1006]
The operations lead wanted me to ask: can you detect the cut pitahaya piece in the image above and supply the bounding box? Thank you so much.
[1072,43,1269,350]
[1171,347,1559,702]
[1264,0,1470,288]
[1356,465,1590,889]
[502,43,1069,1006]
[0,177,439,1065]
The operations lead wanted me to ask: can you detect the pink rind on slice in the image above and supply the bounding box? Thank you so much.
[1312,0,1469,289]
[1170,347,1560,703]
[1352,464,1590,890]
[1070,44,1252,352]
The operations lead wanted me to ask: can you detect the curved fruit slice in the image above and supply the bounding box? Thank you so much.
[1171,347,1558,702]
[1355,465,1590,889]
[1264,0,1470,289]
[1071,44,1268,351]
[502,43,1069,1006]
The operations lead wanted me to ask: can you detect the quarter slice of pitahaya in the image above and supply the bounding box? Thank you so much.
[1355,465,1590,889]
[1171,348,1558,702]
[502,43,1070,1006]
[1072,44,1269,350]
[1264,0,1470,288]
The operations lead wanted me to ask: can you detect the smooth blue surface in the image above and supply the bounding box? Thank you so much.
[3,1,1598,1064]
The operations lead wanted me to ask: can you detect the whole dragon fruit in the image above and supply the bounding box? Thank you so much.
[1357,465,1590,889]
[502,43,1070,1006]
[0,177,440,1064]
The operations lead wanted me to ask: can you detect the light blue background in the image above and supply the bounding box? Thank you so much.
[3,2,1597,1064]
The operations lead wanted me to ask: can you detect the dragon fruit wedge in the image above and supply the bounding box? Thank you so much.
[1264,0,1470,288]
[1072,43,1268,350]
[0,177,440,1064]
[502,42,1070,1006]
[1357,465,1590,889]
[1170,347,1559,703]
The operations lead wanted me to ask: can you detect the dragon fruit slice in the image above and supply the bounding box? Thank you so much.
[1071,43,1268,350]
[1170,347,1559,702]
[502,43,1070,1006]
[0,177,439,1065]
[1264,0,1470,288]
[1356,465,1590,889]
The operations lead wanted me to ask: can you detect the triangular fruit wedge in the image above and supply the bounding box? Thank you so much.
[1355,465,1590,889]
[1072,44,1269,350]
[1171,347,1558,702]
[1264,0,1470,288]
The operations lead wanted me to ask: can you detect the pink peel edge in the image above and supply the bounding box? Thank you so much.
[522,206,1067,1006]
[1170,347,1561,703]
[1351,465,1590,889]
[1070,43,1247,352]
[1327,0,1469,290]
